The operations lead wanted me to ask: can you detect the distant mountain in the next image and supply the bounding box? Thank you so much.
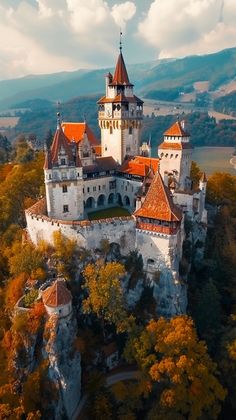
[1,47,236,111]
[141,48,236,100]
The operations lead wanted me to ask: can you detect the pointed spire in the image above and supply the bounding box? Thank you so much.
[119,29,122,53]
[57,111,61,129]
[200,172,207,183]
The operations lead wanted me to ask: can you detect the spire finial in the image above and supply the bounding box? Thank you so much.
[119,30,122,53]
[57,112,61,129]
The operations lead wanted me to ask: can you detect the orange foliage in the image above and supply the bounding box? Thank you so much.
[27,302,45,335]
[5,273,27,309]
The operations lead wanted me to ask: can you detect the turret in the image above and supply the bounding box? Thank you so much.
[199,171,207,194]
[44,113,84,220]
[158,120,193,191]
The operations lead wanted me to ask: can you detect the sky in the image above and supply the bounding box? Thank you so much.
[0,0,235,80]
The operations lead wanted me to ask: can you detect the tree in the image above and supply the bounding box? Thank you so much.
[125,316,226,420]
[4,241,44,278]
[82,261,129,333]
[190,161,201,190]
[13,135,34,163]
[5,273,27,309]
[193,279,222,351]
[52,231,78,279]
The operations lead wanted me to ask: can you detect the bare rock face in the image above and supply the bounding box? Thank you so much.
[44,314,81,420]
[152,270,187,317]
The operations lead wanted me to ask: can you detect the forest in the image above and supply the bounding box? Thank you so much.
[0,135,236,419]
[5,96,236,149]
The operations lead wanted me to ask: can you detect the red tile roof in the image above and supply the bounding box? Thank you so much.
[119,156,159,177]
[97,93,143,105]
[111,52,130,85]
[50,125,74,166]
[62,122,101,155]
[164,120,189,137]
[135,171,182,222]
[61,122,98,146]
[158,141,193,150]
[42,280,72,308]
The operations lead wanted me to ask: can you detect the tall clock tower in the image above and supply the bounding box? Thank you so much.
[97,43,143,164]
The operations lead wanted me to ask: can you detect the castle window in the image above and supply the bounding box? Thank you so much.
[110,126,113,134]
[129,127,132,135]
[105,145,108,151]
[109,180,116,190]
[175,154,178,158]
[63,205,69,213]
[87,187,90,193]
[61,158,66,165]
[83,188,85,193]
[62,185,68,193]
[49,174,52,179]
[99,185,101,191]
[93,186,96,192]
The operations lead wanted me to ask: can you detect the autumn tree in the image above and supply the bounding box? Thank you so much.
[5,273,27,309]
[83,261,132,333]
[125,316,226,420]
[190,161,201,190]
[218,316,236,414]
[4,241,45,278]
[52,231,78,279]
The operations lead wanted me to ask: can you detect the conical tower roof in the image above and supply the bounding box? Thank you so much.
[111,52,131,85]
[135,171,182,222]
[42,279,72,308]
[164,120,189,137]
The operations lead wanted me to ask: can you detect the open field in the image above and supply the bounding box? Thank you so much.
[0,116,19,128]
[192,147,236,175]
[87,206,131,220]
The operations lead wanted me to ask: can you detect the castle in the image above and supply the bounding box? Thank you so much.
[25,46,207,316]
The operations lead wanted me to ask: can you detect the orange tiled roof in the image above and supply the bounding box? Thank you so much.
[119,156,159,177]
[134,171,182,222]
[164,121,189,137]
[97,93,143,105]
[62,122,99,146]
[111,52,131,85]
[134,156,159,173]
[158,141,193,150]
[42,280,72,308]
[50,124,74,166]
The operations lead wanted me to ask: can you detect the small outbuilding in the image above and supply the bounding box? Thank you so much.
[42,279,72,318]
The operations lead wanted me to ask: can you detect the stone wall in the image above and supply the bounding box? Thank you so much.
[25,198,136,255]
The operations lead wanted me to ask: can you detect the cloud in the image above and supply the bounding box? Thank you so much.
[111,2,136,29]
[0,0,137,80]
[138,0,236,58]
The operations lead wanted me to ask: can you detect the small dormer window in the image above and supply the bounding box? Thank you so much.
[61,158,66,165]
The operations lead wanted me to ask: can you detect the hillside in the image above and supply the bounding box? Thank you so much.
[214,91,236,116]
[1,48,236,110]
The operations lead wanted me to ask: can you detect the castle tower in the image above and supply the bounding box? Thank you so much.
[98,42,143,164]
[44,114,84,220]
[135,170,183,273]
[42,278,72,319]
[158,120,193,191]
